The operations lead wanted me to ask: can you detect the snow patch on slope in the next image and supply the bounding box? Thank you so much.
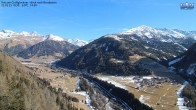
[105,34,123,41]
[169,56,184,66]
[187,63,196,76]
[174,43,188,51]
[110,58,124,63]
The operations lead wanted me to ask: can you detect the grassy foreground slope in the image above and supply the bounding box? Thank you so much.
[0,50,76,110]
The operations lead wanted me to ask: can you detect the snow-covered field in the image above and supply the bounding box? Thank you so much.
[97,75,181,110]
[98,76,155,89]
[98,77,127,89]
[21,62,41,65]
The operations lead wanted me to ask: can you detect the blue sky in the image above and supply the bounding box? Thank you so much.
[0,0,196,41]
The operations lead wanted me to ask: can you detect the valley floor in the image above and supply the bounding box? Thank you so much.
[17,57,186,110]
[96,75,182,110]
[17,59,91,110]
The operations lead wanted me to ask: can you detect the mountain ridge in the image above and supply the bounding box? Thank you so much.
[17,40,79,59]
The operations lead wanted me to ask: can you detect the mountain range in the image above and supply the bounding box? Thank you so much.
[56,25,196,75]
[1,26,195,76]
[0,30,88,56]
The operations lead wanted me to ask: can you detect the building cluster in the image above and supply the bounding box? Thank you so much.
[133,76,177,89]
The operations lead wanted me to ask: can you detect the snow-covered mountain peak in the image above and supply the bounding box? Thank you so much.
[121,25,189,39]
[45,34,65,41]
[104,34,123,41]
[18,31,42,36]
[127,25,155,33]
[135,25,155,30]
[124,25,161,38]
[30,31,41,36]
[0,30,43,39]
[0,30,16,39]
[68,38,88,47]
[20,31,30,36]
